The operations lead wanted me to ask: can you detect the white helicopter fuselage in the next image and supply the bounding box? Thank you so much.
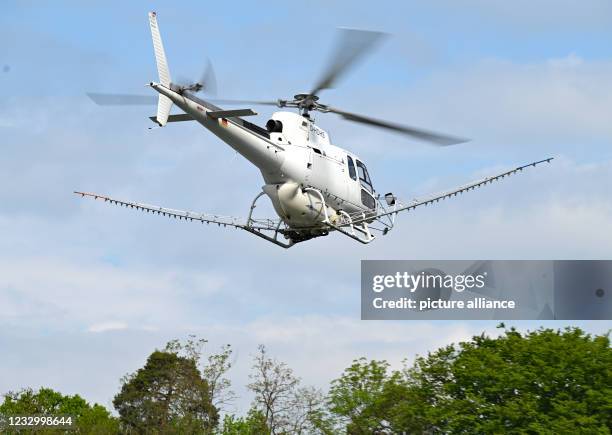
[153,83,377,231]
[79,12,552,249]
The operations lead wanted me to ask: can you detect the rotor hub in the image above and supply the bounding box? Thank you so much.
[293,93,319,102]
[291,93,321,113]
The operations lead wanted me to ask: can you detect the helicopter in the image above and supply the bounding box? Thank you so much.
[78,11,553,248]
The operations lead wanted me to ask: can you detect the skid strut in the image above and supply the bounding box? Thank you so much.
[245,190,293,249]
[303,187,375,244]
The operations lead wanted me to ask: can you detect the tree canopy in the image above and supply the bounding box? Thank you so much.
[113,350,218,434]
[327,326,612,434]
[219,408,270,435]
[0,387,119,434]
[248,344,326,434]
[411,326,612,433]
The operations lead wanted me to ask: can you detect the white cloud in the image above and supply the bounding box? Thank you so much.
[0,256,227,330]
[87,321,128,333]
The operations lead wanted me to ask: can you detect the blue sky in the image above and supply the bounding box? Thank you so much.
[1,0,611,414]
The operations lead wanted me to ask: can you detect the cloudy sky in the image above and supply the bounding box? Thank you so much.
[1,1,611,414]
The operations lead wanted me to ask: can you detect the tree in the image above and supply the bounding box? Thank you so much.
[219,408,270,435]
[287,385,331,435]
[248,345,299,434]
[327,358,427,434]
[326,327,612,434]
[247,345,326,434]
[165,336,236,410]
[0,387,119,434]
[113,350,218,434]
[202,344,236,410]
[409,326,612,433]
[328,358,390,433]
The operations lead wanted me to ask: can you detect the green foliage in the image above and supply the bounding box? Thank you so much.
[166,336,236,410]
[327,327,612,434]
[220,409,270,435]
[113,350,218,434]
[0,387,119,434]
[327,358,427,434]
[203,344,236,409]
[410,327,612,434]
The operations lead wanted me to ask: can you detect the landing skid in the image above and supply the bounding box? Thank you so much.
[245,191,331,248]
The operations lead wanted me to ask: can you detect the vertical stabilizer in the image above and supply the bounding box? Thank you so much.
[148,11,172,126]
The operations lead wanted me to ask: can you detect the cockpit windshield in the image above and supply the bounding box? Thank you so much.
[356,160,373,193]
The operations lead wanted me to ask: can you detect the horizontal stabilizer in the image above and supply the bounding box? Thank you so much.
[207,109,257,119]
[149,113,194,124]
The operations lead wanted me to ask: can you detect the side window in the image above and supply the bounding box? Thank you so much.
[347,156,357,181]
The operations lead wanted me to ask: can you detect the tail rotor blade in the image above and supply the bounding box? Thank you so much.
[173,58,217,94]
[200,58,217,96]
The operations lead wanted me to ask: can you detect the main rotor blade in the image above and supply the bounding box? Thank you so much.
[310,28,386,97]
[87,93,157,105]
[326,106,469,146]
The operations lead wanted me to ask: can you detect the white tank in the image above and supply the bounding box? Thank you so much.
[263,182,339,228]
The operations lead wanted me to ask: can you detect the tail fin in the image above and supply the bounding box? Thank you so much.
[148,11,173,126]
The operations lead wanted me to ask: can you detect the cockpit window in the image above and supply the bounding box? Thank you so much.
[347,155,357,181]
[356,160,373,193]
